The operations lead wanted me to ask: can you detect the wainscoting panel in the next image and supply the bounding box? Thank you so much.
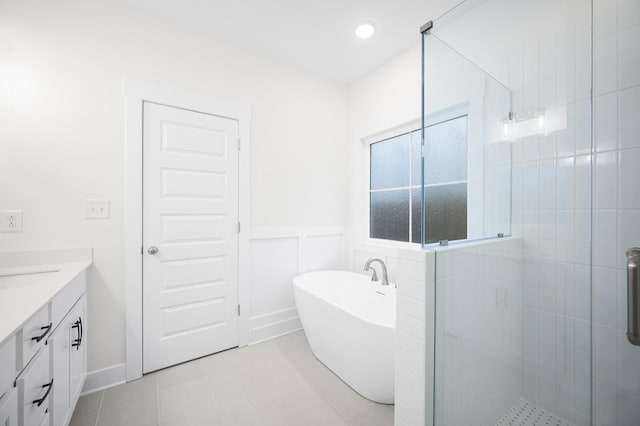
[248,227,345,344]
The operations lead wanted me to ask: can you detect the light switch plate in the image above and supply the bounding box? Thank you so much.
[84,199,110,219]
[1,210,23,233]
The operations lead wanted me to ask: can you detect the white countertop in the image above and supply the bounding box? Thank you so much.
[0,249,92,346]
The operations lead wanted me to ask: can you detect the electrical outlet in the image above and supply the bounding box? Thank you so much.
[84,199,110,219]
[1,210,23,233]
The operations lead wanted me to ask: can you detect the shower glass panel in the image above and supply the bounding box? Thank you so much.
[423,0,593,424]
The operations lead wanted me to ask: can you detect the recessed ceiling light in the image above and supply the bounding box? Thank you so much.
[355,22,375,39]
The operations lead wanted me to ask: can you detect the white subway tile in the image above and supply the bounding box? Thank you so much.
[556,157,575,209]
[619,85,640,149]
[574,154,592,210]
[397,257,425,282]
[512,163,524,210]
[618,329,640,394]
[619,25,640,89]
[574,100,592,155]
[596,34,618,95]
[595,92,619,153]
[539,160,558,210]
[594,0,618,13]
[575,45,592,100]
[617,268,628,330]
[398,247,427,264]
[557,219,575,263]
[594,267,619,328]
[618,209,640,269]
[540,56,557,107]
[617,390,640,426]
[595,324,619,385]
[396,276,426,301]
[595,6,619,39]
[574,319,592,372]
[395,362,425,398]
[524,307,540,357]
[539,135,557,160]
[539,310,557,363]
[594,380,618,425]
[595,151,619,209]
[574,264,591,320]
[558,262,576,316]
[619,0,640,29]
[557,52,575,104]
[618,147,640,208]
[508,50,524,90]
[595,209,618,267]
[398,293,425,321]
[524,41,540,66]
[425,281,435,355]
[524,137,540,163]
[397,311,425,341]
[524,162,541,210]
[396,347,424,379]
[575,18,592,47]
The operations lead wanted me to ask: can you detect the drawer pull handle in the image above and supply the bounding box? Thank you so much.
[72,317,83,350]
[31,323,52,343]
[32,379,53,407]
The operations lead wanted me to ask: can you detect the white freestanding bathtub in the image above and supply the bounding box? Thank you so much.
[293,270,396,404]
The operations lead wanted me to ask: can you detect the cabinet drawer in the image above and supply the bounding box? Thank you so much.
[0,388,18,426]
[18,306,51,370]
[17,345,51,426]
[51,271,86,328]
[0,335,16,400]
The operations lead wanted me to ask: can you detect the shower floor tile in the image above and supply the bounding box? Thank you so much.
[496,398,574,426]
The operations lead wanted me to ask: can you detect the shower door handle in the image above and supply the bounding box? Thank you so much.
[627,247,640,346]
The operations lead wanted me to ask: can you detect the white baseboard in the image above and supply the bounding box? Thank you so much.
[249,307,302,344]
[81,363,126,395]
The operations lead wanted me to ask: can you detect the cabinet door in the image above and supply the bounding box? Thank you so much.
[0,388,18,426]
[49,321,70,426]
[69,296,86,405]
[17,345,50,426]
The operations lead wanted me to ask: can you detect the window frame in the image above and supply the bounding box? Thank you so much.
[362,102,479,247]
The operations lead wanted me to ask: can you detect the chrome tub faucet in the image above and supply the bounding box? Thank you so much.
[364,258,389,286]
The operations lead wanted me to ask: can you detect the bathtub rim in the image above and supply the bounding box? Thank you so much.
[293,270,396,330]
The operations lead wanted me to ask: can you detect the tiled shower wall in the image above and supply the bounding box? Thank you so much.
[508,12,594,423]
[591,0,640,424]
[508,0,640,423]
[394,238,522,426]
[432,237,523,425]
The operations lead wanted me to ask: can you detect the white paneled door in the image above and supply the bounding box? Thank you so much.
[142,102,239,373]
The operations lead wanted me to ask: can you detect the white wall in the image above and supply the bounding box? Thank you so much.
[0,0,349,379]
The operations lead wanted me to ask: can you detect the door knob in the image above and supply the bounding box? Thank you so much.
[147,246,159,255]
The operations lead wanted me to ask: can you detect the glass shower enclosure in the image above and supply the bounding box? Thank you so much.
[422,0,593,424]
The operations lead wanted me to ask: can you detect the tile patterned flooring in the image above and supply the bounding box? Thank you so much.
[70,331,394,426]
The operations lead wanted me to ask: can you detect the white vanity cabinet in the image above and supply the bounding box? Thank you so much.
[49,294,86,426]
[0,388,18,426]
[17,345,51,426]
[0,262,88,426]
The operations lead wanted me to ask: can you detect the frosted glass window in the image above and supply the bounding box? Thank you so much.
[423,183,467,244]
[369,131,419,243]
[370,190,410,242]
[423,115,468,184]
[370,133,410,190]
[369,115,468,244]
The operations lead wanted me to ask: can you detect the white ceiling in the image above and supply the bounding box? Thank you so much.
[124,0,451,83]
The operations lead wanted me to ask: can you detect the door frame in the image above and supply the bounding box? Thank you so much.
[123,79,251,381]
